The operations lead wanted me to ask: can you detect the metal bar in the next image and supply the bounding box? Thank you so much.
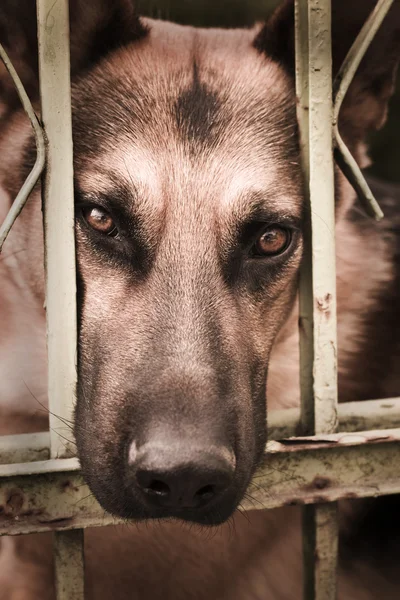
[296,0,338,437]
[2,397,400,466]
[0,432,50,465]
[332,0,395,221]
[295,0,338,597]
[1,428,400,536]
[296,0,312,436]
[268,397,400,440]
[36,1,83,596]
[303,504,338,599]
[0,45,46,251]
[54,530,85,600]
[37,0,77,461]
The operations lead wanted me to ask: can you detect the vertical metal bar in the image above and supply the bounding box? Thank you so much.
[295,0,339,598]
[37,0,77,459]
[54,530,85,600]
[37,2,84,598]
[303,504,339,599]
[296,0,338,438]
[296,0,312,434]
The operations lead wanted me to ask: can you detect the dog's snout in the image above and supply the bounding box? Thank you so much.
[129,437,235,513]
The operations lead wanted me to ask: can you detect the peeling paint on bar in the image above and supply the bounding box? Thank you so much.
[303,504,338,600]
[37,0,77,461]
[54,530,85,600]
[296,0,338,439]
[295,0,338,597]
[1,429,400,536]
[36,1,83,597]
[3,397,400,466]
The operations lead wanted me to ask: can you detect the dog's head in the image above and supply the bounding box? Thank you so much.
[1,0,399,524]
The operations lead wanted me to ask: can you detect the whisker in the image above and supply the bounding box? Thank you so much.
[23,381,75,429]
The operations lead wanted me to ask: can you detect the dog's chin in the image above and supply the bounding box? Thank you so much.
[124,507,235,526]
[90,485,244,526]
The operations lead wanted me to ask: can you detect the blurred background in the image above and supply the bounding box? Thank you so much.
[137,0,399,183]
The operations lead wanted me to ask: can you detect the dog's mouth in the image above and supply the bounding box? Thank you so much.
[116,496,239,526]
[91,471,249,526]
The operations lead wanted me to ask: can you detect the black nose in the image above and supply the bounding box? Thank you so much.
[129,439,235,511]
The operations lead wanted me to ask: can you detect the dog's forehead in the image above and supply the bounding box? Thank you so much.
[73,20,302,220]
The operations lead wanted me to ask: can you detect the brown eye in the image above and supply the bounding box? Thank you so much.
[252,226,291,257]
[82,206,118,237]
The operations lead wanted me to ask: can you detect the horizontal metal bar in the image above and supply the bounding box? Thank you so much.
[0,44,46,251]
[268,397,400,440]
[0,456,79,478]
[0,432,50,465]
[2,398,400,465]
[1,428,400,536]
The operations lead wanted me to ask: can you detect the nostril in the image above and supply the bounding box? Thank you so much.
[136,470,171,498]
[146,479,170,498]
[131,439,235,513]
[195,484,216,505]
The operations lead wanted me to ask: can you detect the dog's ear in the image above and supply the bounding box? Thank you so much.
[254,0,400,145]
[0,0,147,115]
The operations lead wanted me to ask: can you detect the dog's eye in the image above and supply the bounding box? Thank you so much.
[252,226,291,257]
[82,206,119,237]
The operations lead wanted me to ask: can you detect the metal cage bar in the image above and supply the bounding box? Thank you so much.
[332,0,395,221]
[295,0,338,597]
[3,396,400,467]
[1,427,400,536]
[54,530,85,600]
[37,0,77,461]
[0,44,45,250]
[36,1,84,598]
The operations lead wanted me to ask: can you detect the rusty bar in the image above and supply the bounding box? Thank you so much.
[1,428,400,536]
[2,397,400,466]
[295,0,338,597]
[36,1,84,596]
[296,0,337,437]
[37,0,77,460]
[54,530,85,600]
[303,504,338,599]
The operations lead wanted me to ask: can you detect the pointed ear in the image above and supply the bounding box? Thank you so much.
[0,0,148,115]
[254,0,400,141]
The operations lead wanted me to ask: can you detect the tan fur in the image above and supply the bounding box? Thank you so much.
[0,185,397,599]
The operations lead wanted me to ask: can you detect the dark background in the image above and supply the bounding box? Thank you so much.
[137,0,399,183]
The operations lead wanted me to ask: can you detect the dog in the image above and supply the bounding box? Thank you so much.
[0,0,399,598]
